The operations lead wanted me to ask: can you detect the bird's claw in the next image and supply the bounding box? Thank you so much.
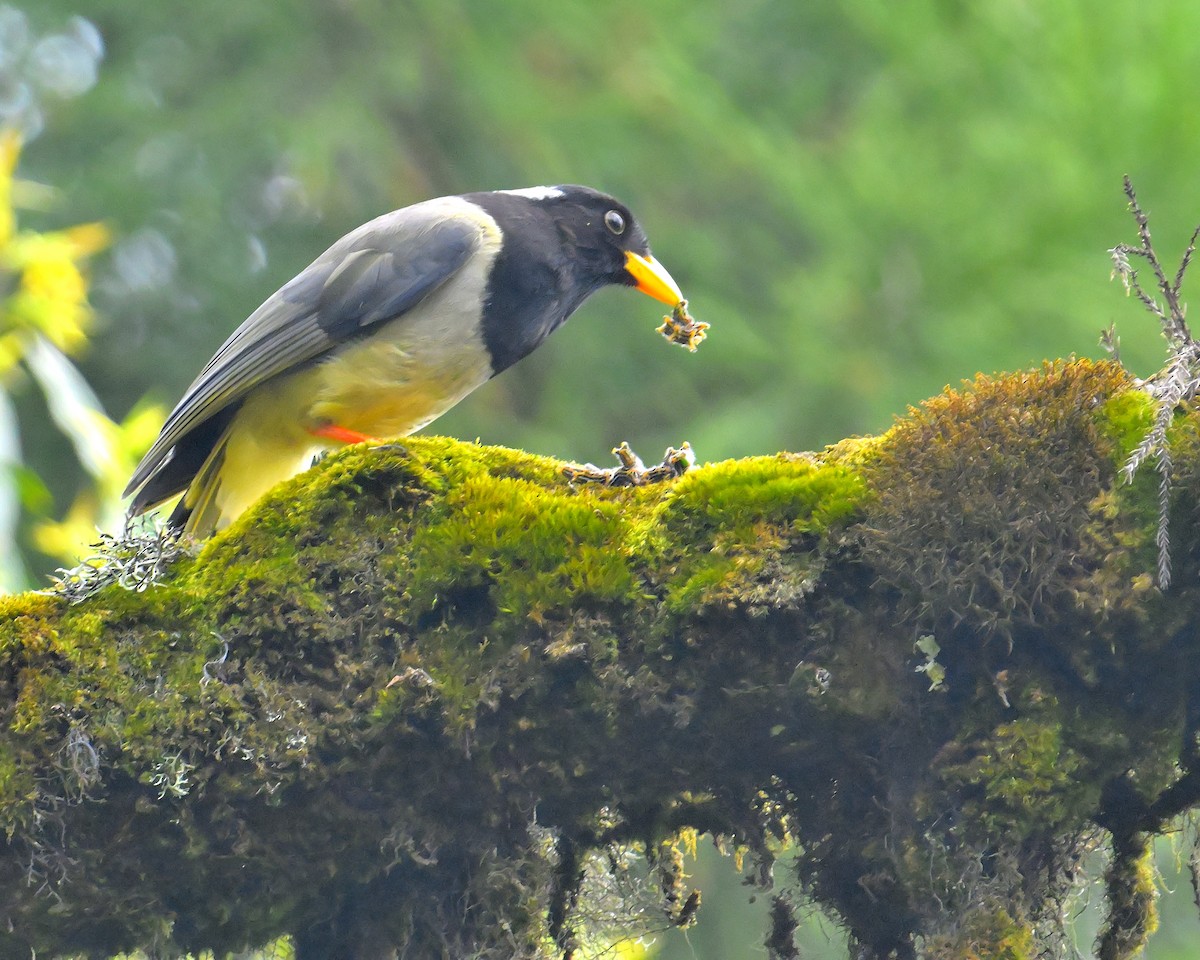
[562,441,695,487]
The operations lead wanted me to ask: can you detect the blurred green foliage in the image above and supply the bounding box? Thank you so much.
[8,0,1200,955]
[17,0,1200,571]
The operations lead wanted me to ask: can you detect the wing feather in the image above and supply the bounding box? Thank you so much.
[125,204,483,498]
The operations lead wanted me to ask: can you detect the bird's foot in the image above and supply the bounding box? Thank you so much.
[562,441,695,487]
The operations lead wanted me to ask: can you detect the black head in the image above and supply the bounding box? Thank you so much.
[465,185,683,374]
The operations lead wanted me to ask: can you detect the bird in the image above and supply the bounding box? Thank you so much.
[123,184,685,536]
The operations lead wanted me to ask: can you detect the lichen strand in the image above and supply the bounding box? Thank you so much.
[0,360,1192,960]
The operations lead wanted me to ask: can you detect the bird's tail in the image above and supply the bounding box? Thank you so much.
[168,430,231,536]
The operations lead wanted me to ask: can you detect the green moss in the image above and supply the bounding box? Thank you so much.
[658,454,868,537]
[660,555,741,613]
[651,455,868,612]
[940,716,1091,838]
[407,472,640,622]
[0,362,1197,959]
[1098,389,1156,464]
[0,593,59,657]
[0,727,39,836]
[859,359,1147,644]
[1098,834,1160,960]
[923,907,1034,960]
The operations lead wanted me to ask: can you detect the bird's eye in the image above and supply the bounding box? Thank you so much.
[604,210,626,235]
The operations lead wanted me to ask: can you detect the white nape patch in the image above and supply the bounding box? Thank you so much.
[496,185,564,201]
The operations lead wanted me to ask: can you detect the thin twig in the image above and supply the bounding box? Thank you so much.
[1173,223,1200,298]
[1110,179,1200,589]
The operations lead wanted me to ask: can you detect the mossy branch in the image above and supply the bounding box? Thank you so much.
[0,360,1198,960]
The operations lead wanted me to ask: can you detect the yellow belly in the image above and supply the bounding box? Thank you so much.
[180,197,504,533]
[305,332,492,437]
[201,311,494,530]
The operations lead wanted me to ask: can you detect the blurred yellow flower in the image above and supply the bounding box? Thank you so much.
[0,127,131,583]
[575,936,658,960]
[61,221,110,258]
[32,491,101,565]
[0,134,109,364]
[0,129,20,249]
[31,397,167,565]
[22,256,86,303]
[18,257,89,349]
[0,330,21,376]
[3,225,111,357]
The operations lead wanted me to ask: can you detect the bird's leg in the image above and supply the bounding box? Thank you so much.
[562,441,695,487]
[308,423,380,445]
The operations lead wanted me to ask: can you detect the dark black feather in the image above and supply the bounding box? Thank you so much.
[466,187,651,375]
[127,403,240,514]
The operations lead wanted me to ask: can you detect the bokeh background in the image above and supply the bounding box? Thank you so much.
[6,0,1200,956]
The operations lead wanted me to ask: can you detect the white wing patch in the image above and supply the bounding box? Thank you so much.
[496,186,564,201]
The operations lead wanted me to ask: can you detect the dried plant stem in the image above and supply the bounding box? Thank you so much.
[1109,178,1200,590]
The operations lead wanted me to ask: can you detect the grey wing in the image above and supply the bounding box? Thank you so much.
[124,207,483,498]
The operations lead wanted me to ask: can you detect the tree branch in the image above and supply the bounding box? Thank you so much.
[0,359,1195,960]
